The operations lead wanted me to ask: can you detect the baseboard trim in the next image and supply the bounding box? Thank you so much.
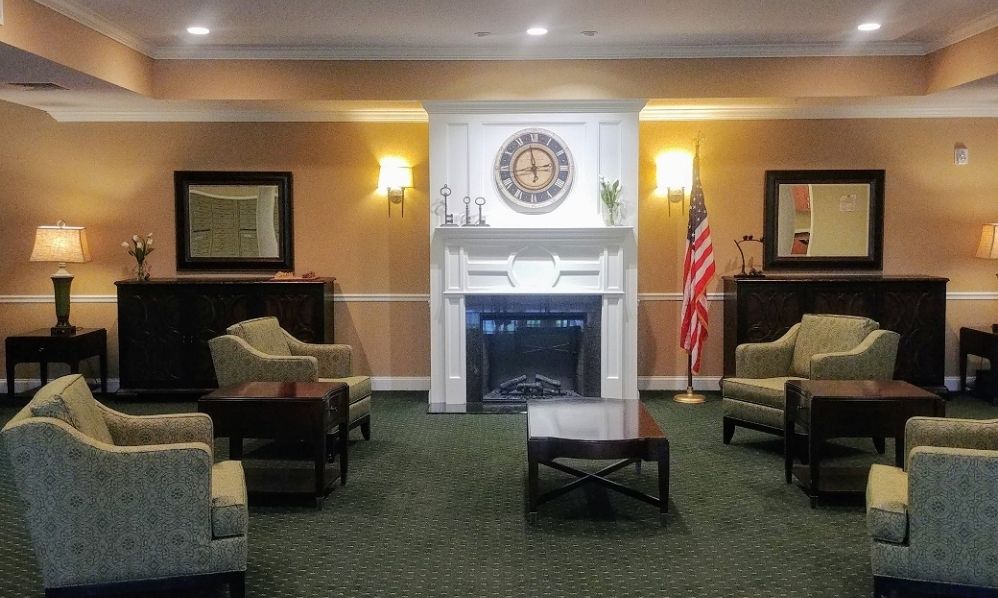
[370,376,431,391]
[0,376,971,396]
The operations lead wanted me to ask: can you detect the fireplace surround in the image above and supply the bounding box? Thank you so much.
[426,101,642,406]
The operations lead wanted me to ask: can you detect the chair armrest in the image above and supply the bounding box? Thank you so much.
[209,335,318,387]
[96,404,214,448]
[904,417,998,469]
[734,324,799,378]
[866,464,909,544]
[285,334,353,379]
[809,330,899,380]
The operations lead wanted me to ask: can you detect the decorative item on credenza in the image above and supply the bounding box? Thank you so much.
[30,220,91,335]
[438,184,458,226]
[122,232,155,281]
[734,235,765,277]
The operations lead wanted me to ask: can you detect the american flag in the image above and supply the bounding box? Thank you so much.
[679,141,716,374]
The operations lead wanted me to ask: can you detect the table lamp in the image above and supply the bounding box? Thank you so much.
[976,222,998,333]
[30,220,91,335]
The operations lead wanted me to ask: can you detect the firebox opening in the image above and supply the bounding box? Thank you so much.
[465,295,601,403]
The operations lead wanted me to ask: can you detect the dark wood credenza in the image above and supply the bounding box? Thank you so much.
[116,278,331,394]
[722,275,948,389]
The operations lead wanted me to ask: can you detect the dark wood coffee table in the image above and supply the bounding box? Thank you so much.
[200,381,349,507]
[526,398,669,522]
[784,379,945,507]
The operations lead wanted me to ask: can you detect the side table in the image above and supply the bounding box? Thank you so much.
[959,327,998,402]
[6,328,108,400]
[784,379,944,508]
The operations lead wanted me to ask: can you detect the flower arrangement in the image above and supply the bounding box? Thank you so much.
[600,178,623,225]
[122,233,154,280]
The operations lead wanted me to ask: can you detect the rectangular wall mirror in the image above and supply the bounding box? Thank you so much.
[175,171,294,271]
[763,169,885,271]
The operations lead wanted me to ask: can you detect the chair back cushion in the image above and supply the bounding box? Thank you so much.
[227,316,291,356]
[28,374,113,444]
[790,314,879,377]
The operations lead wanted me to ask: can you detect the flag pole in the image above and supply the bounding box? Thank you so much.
[673,352,706,404]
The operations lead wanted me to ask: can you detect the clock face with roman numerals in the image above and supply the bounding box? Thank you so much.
[494,128,574,210]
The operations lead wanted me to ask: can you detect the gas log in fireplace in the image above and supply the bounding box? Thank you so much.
[466,295,601,402]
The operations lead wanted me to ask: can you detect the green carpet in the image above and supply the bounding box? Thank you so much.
[1,392,996,597]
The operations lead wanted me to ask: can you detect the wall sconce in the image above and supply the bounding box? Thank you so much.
[378,161,413,218]
[29,220,91,334]
[656,150,693,215]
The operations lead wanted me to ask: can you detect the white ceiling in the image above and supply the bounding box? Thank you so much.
[35,0,998,59]
[2,1,997,121]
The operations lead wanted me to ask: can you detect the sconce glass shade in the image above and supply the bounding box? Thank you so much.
[976,223,998,259]
[656,151,693,198]
[30,221,91,265]
[378,164,413,192]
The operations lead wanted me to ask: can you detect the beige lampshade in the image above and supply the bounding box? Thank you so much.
[30,221,91,264]
[977,223,998,259]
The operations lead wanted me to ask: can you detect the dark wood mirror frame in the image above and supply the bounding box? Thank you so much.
[175,171,294,271]
[763,169,885,271]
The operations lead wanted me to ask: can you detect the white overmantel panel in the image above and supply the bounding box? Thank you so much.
[427,100,642,406]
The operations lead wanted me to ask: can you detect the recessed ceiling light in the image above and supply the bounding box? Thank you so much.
[857,22,881,32]
[474,31,491,37]
[187,26,210,35]
[581,30,597,37]
[526,27,548,36]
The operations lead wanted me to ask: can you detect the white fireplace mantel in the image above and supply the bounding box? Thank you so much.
[427,101,642,406]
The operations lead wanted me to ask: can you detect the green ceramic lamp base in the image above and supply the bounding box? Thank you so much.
[50,271,76,335]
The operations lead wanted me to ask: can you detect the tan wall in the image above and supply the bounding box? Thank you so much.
[1,100,997,383]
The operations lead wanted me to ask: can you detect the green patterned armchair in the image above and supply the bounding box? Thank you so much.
[1,374,247,597]
[209,316,372,439]
[720,313,899,443]
[866,417,998,597]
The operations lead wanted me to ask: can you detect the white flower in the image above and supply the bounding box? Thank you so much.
[121,242,129,248]
[132,235,140,242]
[147,232,153,237]
[146,238,154,247]
[135,241,143,250]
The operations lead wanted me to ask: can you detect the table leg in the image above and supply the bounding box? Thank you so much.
[6,361,15,400]
[527,458,539,519]
[39,361,48,386]
[338,421,349,485]
[784,408,795,484]
[99,346,108,394]
[69,360,80,375]
[315,430,326,507]
[809,428,821,508]
[895,435,905,468]
[960,340,969,392]
[658,451,670,515]
[229,436,243,460]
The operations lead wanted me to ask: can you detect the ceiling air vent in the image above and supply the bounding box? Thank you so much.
[5,82,69,91]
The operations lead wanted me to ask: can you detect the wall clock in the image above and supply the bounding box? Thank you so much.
[493,128,574,209]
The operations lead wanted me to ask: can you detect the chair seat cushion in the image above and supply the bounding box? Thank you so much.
[720,377,797,410]
[866,463,909,544]
[29,374,113,445]
[318,375,372,403]
[211,461,248,540]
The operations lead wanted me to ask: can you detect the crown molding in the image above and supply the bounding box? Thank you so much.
[639,103,998,121]
[151,41,927,61]
[424,100,647,115]
[32,0,154,57]
[47,108,428,123]
[924,9,998,53]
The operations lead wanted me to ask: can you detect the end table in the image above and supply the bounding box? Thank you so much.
[959,327,998,403]
[5,328,108,400]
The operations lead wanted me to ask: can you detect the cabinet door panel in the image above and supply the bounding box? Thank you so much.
[262,289,326,342]
[117,291,186,388]
[188,289,257,387]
